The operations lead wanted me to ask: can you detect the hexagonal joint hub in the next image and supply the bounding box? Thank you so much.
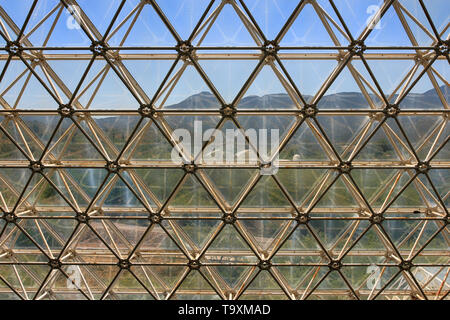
[220,105,236,118]
[177,41,193,56]
[350,41,366,56]
[399,260,413,271]
[118,259,131,270]
[416,162,430,174]
[222,213,236,224]
[183,163,197,173]
[435,41,449,56]
[296,213,310,225]
[338,162,352,174]
[383,104,400,118]
[139,104,156,118]
[302,104,318,118]
[3,212,17,223]
[149,213,162,224]
[328,260,342,271]
[370,213,384,224]
[48,259,62,269]
[188,259,201,270]
[106,161,121,173]
[58,104,74,118]
[76,213,90,224]
[263,41,279,56]
[90,41,107,56]
[258,260,272,270]
[6,41,22,56]
[29,161,44,173]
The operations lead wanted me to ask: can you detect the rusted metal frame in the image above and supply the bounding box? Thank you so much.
[237,0,267,44]
[305,223,333,261]
[200,265,229,299]
[267,267,294,299]
[0,122,33,162]
[99,268,122,300]
[12,264,29,299]
[21,3,63,45]
[417,0,442,42]
[126,267,158,300]
[198,268,227,300]
[32,219,54,258]
[0,274,26,300]
[396,54,438,106]
[314,1,351,44]
[229,1,263,47]
[302,171,336,212]
[400,117,443,162]
[411,223,448,263]
[435,267,449,300]
[105,2,143,45]
[192,1,224,47]
[274,0,307,44]
[194,170,228,213]
[381,172,420,215]
[395,2,436,42]
[59,0,96,42]
[302,269,331,300]
[348,118,387,163]
[359,0,395,42]
[167,268,192,299]
[232,221,263,260]
[427,133,449,163]
[234,268,261,299]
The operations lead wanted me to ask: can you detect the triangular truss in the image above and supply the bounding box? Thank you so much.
[0,0,448,300]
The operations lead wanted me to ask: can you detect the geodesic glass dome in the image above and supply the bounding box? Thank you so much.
[0,0,448,300]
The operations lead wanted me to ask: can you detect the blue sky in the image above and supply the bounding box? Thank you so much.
[0,0,448,108]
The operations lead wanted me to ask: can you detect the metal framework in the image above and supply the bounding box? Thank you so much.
[0,0,448,300]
